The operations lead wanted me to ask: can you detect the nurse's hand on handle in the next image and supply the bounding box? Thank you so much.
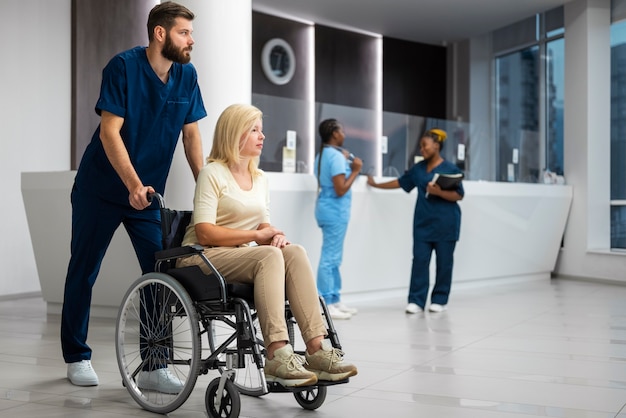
[129,185,155,210]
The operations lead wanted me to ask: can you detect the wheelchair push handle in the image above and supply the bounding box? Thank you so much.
[147,191,166,209]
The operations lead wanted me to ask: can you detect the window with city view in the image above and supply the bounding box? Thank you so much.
[494,10,564,185]
[610,19,626,249]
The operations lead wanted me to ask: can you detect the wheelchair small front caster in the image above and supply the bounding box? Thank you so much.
[294,385,327,410]
[205,377,241,418]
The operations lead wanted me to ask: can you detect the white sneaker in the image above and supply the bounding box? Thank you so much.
[334,302,358,315]
[405,303,423,314]
[327,304,351,320]
[67,360,99,386]
[429,303,447,313]
[137,369,185,394]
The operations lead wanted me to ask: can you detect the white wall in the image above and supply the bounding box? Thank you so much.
[163,0,252,210]
[0,0,71,297]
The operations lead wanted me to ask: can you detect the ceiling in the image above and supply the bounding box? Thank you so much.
[252,0,574,45]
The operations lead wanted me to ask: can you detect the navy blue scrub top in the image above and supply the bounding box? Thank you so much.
[397,159,464,242]
[75,46,207,206]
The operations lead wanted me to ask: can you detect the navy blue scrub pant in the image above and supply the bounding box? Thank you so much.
[408,240,457,309]
[61,185,161,363]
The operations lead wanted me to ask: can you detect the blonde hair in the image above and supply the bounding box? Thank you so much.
[207,104,263,176]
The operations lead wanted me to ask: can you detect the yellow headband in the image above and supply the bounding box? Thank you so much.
[427,128,447,142]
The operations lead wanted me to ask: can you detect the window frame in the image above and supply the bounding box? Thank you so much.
[493,13,564,184]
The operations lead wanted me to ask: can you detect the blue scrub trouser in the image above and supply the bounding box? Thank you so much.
[60,185,161,363]
[316,220,348,305]
[408,240,457,308]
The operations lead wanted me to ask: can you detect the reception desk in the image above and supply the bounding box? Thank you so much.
[21,171,572,317]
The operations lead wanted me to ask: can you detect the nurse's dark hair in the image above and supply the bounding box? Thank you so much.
[317,118,342,188]
[318,119,341,144]
[422,128,447,151]
[147,2,194,42]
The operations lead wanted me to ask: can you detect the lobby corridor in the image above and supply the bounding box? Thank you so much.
[0,277,625,417]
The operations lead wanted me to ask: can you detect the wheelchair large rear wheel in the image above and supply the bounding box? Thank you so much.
[116,273,201,414]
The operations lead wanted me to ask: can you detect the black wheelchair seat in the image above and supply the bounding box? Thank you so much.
[166,265,255,303]
[165,265,222,301]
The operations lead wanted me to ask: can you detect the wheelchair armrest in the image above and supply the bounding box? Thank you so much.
[155,244,205,261]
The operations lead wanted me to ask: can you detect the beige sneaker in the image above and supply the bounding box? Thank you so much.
[305,339,358,381]
[264,344,318,387]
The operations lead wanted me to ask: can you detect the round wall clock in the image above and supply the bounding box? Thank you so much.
[261,38,296,85]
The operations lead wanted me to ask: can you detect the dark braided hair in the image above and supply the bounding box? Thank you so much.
[317,119,342,188]
[318,119,341,144]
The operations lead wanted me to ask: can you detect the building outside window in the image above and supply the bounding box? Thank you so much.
[546,38,565,177]
[493,9,564,184]
[495,46,540,182]
[610,18,626,249]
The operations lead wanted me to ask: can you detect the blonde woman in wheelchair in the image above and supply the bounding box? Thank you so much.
[177,104,358,387]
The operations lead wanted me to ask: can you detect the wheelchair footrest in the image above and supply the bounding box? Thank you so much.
[267,378,350,393]
[315,378,350,386]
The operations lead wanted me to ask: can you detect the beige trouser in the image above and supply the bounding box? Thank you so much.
[177,244,327,346]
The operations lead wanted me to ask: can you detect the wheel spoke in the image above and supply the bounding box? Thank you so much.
[116,274,201,414]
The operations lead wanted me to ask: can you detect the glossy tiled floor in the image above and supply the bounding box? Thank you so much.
[1,277,626,417]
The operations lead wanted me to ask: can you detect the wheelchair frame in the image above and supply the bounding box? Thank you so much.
[115,193,348,418]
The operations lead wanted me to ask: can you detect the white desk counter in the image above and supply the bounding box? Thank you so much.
[22,171,572,316]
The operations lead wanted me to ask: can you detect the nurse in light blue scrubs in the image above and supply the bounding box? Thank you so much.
[314,119,362,320]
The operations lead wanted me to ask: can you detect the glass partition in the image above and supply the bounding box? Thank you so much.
[315,102,379,176]
[252,93,313,174]
[382,112,470,177]
[252,93,475,178]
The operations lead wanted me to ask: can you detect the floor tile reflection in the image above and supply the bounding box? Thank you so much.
[0,278,625,417]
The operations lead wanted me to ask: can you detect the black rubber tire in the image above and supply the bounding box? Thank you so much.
[293,385,327,410]
[205,377,241,418]
[116,273,201,414]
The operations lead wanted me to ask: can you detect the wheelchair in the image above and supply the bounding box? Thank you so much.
[115,193,350,417]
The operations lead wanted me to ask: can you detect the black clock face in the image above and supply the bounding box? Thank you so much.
[261,38,296,85]
[269,45,290,77]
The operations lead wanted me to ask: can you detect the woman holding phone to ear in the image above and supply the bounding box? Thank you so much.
[367,128,464,314]
[314,119,362,320]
